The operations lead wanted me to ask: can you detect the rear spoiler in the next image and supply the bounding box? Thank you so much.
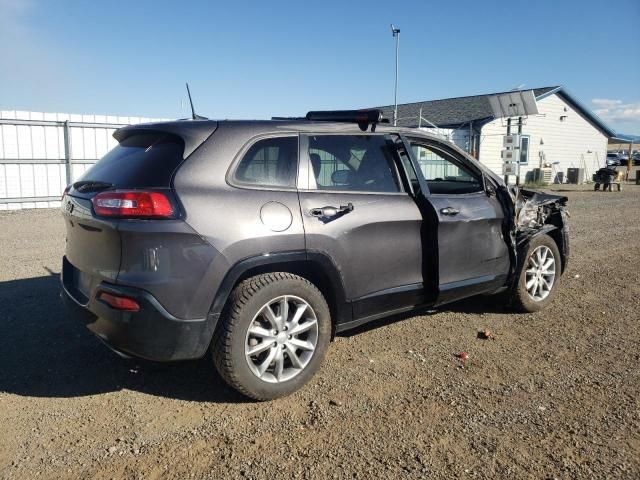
[113,120,218,159]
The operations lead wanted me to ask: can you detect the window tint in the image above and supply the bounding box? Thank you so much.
[411,143,482,194]
[234,136,298,188]
[307,135,401,193]
[80,132,184,188]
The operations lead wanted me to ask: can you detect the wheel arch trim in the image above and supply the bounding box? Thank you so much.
[208,250,351,327]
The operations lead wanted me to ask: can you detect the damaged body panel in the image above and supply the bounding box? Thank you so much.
[514,188,569,273]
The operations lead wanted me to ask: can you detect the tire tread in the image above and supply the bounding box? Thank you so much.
[212,272,326,401]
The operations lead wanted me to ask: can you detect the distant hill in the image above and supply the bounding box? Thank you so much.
[615,133,640,142]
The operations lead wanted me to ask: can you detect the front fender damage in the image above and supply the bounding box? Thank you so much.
[498,187,570,292]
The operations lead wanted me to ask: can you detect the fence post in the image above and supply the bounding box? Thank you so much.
[63,120,72,186]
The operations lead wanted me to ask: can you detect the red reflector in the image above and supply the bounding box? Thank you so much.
[98,292,140,312]
[92,191,174,218]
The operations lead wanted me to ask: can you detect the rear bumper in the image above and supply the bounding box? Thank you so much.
[61,260,216,361]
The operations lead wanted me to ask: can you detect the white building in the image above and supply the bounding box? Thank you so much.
[378,86,616,183]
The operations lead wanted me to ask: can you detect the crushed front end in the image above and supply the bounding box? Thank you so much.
[513,188,570,274]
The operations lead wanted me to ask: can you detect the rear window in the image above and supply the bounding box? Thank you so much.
[78,132,185,188]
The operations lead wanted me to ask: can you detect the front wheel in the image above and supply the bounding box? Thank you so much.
[212,273,331,401]
[510,234,561,312]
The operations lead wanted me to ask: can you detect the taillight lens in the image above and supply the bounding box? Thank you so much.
[98,292,140,312]
[92,191,175,219]
[61,184,71,201]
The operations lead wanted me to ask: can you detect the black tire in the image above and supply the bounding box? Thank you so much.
[211,273,331,401]
[510,233,561,313]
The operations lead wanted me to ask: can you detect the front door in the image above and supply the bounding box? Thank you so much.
[298,133,425,327]
[407,139,511,305]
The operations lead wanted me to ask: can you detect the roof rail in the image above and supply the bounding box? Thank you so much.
[305,109,389,131]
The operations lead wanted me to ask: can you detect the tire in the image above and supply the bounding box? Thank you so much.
[212,273,331,401]
[510,233,561,313]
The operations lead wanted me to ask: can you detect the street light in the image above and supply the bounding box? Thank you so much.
[391,24,400,126]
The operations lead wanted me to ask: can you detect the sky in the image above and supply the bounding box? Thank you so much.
[1,0,639,133]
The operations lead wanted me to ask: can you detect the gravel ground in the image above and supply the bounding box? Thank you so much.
[0,186,639,479]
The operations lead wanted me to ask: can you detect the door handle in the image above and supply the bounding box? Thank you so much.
[310,203,354,218]
[440,207,460,216]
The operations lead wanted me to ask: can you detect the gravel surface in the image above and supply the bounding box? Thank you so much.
[0,186,639,479]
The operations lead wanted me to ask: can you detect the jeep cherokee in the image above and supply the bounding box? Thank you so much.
[61,110,569,400]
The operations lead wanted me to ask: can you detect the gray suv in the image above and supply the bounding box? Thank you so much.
[61,110,569,400]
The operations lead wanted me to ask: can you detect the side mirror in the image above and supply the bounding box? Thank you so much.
[331,169,352,185]
[483,174,496,196]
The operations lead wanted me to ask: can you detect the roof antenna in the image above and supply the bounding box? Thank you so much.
[185,82,207,120]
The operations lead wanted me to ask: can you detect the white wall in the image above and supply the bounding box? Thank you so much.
[0,111,166,210]
[478,93,608,182]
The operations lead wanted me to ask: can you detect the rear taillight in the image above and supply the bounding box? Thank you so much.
[92,191,175,219]
[61,184,71,201]
[97,292,140,312]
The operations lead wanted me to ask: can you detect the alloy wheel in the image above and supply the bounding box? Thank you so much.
[244,295,318,383]
[525,245,556,301]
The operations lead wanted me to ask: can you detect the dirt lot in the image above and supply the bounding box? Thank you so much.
[1,186,639,479]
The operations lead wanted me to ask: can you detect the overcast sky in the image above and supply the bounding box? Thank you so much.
[1,0,639,133]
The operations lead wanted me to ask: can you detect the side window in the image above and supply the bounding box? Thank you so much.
[411,143,483,194]
[307,135,401,193]
[234,136,298,188]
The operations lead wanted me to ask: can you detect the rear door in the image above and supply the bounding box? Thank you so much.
[298,133,425,325]
[406,138,510,305]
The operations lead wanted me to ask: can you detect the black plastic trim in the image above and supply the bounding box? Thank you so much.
[208,250,351,326]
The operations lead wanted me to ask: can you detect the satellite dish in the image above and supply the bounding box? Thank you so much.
[488,90,538,119]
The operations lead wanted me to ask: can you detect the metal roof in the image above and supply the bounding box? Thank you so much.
[374,86,616,137]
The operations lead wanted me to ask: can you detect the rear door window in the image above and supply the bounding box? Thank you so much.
[306,135,402,193]
[233,136,298,188]
[79,132,185,188]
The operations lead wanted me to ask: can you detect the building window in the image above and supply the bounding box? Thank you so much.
[519,135,530,165]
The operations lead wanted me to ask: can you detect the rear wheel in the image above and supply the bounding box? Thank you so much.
[212,273,331,400]
[510,234,561,312]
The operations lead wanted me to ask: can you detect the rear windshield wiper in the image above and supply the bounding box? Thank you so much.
[73,180,115,193]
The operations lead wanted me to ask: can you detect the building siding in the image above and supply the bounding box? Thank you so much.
[478,93,608,181]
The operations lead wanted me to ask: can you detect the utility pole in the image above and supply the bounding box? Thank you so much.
[504,118,511,184]
[516,116,523,186]
[391,25,400,126]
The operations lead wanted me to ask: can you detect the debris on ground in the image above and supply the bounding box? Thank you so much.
[456,351,469,363]
[477,329,496,340]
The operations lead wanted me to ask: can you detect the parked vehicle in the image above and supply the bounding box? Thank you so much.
[61,110,570,400]
[606,153,621,166]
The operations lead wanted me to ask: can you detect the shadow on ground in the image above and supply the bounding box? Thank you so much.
[0,273,247,403]
[0,273,507,400]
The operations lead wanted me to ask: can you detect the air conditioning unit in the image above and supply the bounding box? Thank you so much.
[532,167,553,184]
[566,168,585,184]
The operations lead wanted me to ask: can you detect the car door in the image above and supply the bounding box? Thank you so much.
[297,133,425,327]
[406,138,511,305]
